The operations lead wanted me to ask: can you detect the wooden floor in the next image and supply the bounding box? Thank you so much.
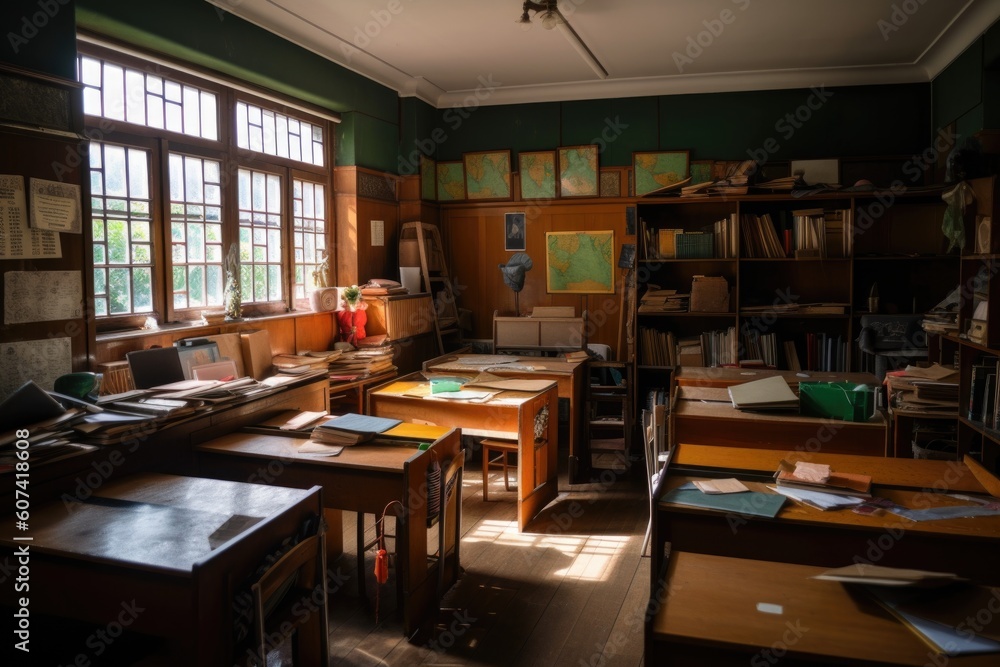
[316,446,650,667]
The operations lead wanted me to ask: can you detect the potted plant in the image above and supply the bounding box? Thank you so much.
[336,285,367,345]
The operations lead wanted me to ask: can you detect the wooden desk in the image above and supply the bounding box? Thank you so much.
[648,550,999,666]
[1,373,330,508]
[652,444,1000,585]
[672,385,888,455]
[328,368,397,414]
[195,425,462,637]
[423,352,588,482]
[0,473,325,666]
[368,371,558,531]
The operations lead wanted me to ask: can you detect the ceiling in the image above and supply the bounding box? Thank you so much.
[207,0,1000,108]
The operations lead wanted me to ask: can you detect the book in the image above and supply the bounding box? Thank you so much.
[774,468,873,498]
[728,376,799,411]
[312,412,402,445]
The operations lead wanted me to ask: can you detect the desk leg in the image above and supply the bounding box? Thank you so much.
[324,508,343,559]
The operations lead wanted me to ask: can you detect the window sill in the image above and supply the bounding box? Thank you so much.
[95,308,329,344]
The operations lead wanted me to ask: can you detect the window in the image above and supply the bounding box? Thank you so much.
[78,46,334,331]
[90,143,153,317]
[238,168,283,303]
[292,180,327,299]
[169,154,224,310]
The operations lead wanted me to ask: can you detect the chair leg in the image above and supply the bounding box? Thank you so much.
[482,445,490,501]
[356,512,367,601]
[502,451,512,491]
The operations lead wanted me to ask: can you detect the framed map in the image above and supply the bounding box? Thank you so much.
[518,151,556,200]
[436,161,465,201]
[463,150,511,200]
[420,155,436,201]
[689,159,714,186]
[545,230,615,294]
[558,145,599,197]
[633,150,690,196]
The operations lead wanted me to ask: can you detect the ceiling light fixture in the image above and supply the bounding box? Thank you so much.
[518,1,608,80]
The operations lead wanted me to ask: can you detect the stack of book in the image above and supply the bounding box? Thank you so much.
[271,352,340,375]
[310,412,401,445]
[328,346,396,378]
[773,461,873,498]
[638,288,689,313]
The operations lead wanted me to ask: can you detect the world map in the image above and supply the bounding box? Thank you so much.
[546,231,614,294]
[436,162,465,201]
[559,147,598,197]
[464,152,510,200]
[519,153,556,199]
[634,153,688,196]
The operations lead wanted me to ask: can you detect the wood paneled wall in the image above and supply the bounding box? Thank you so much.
[438,199,633,353]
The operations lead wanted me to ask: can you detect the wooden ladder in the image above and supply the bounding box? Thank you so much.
[401,221,460,354]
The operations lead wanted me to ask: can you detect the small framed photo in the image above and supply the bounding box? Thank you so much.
[633,150,690,196]
[505,212,526,251]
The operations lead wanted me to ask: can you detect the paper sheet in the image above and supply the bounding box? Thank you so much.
[0,337,72,400]
[30,177,82,233]
[693,478,749,494]
[0,174,61,258]
[4,270,83,323]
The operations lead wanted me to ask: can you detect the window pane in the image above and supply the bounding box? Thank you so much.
[169,153,225,310]
[233,100,324,167]
[238,168,284,305]
[292,180,326,299]
[78,54,219,140]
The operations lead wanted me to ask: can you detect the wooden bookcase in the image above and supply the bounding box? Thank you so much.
[954,176,1000,474]
[635,187,957,428]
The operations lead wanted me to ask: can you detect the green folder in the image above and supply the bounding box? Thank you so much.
[659,486,786,519]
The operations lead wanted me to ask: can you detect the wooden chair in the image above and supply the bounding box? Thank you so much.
[433,453,464,596]
[250,533,329,666]
[481,438,518,501]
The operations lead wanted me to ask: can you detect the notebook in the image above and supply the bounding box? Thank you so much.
[728,376,799,411]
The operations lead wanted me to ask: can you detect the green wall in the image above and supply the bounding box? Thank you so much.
[2,0,77,78]
[426,84,931,170]
[931,20,1000,138]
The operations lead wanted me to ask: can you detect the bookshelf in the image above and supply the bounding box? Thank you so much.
[635,186,956,421]
[954,176,1000,474]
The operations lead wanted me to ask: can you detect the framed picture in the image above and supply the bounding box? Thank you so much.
[505,212,526,251]
[558,145,599,197]
[633,150,690,196]
[545,230,615,294]
[463,149,511,201]
[436,161,465,201]
[689,159,714,186]
[419,155,436,201]
[518,150,556,200]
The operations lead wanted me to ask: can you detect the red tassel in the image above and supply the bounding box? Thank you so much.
[374,548,389,584]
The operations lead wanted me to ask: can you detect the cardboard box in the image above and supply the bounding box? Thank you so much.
[239,330,273,380]
[689,276,729,312]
